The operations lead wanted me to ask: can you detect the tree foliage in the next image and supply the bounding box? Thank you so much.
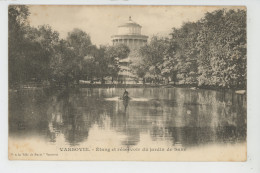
[138,36,171,78]
[196,9,246,88]
[9,5,30,86]
[136,9,246,88]
[9,6,246,89]
[8,5,130,88]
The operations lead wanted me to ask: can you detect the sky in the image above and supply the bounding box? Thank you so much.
[28,5,245,46]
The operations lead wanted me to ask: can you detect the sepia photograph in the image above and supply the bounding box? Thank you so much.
[8,5,247,161]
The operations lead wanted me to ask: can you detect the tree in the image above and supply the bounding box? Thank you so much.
[24,25,60,82]
[130,54,148,83]
[104,44,130,82]
[168,9,246,88]
[81,45,101,82]
[170,22,201,85]
[50,40,78,86]
[66,28,93,84]
[139,36,170,80]
[196,9,246,88]
[9,5,30,86]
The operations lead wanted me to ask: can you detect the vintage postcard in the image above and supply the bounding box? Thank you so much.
[8,5,246,161]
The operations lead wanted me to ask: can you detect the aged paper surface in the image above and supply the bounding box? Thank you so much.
[8,5,246,161]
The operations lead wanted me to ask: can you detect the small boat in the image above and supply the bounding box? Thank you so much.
[122,95,131,101]
[122,95,130,110]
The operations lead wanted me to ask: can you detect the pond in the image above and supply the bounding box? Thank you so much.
[9,87,246,149]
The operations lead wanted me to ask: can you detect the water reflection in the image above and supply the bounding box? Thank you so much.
[9,88,246,148]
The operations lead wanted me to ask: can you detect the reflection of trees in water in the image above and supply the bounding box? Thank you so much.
[99,88,246,147]
[162,89,247,147]
[9,88,247,148]
[9,89,50,136]
[48,88,141,147]
[60,91,88,146]
[46,89,107,146]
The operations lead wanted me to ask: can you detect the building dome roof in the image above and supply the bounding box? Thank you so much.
[118,16,141,28]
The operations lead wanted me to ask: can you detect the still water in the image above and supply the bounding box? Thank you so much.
[9,87,246,148]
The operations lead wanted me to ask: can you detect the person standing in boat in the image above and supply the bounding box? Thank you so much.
[123,89,129,99]
[123,89,129,111]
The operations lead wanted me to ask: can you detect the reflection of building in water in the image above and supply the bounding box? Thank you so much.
[111,17,148,83]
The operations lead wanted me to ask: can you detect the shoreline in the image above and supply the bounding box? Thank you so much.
[9,83,246,94]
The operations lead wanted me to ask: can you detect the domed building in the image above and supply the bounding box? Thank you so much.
[111,17,148,84]
[112,16,148,50]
